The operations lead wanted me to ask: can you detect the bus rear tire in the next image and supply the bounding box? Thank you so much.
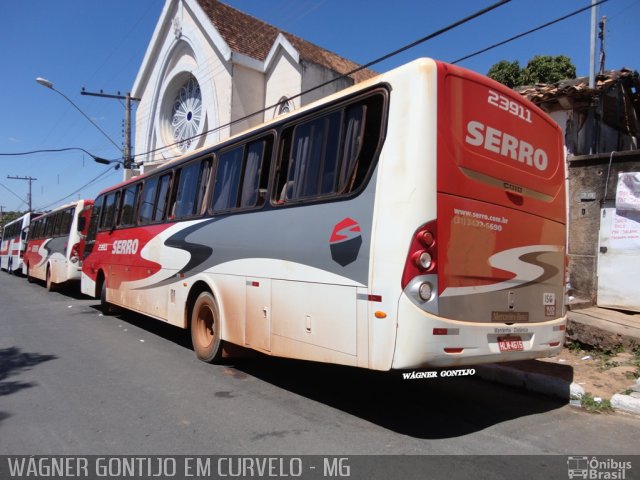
[26,265,34,283]
[100,279,117,315]
[190,291,223,363]
[46,267,56,292]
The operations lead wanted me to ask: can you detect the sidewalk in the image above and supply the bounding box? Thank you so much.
[475,306,640,417]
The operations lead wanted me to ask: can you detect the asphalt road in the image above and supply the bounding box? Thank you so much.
[1,271,639,479]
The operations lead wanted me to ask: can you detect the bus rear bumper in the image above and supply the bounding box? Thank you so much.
[392,294,566,369]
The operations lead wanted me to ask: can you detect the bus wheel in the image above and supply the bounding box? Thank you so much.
[190,291,222,363]
[100,280,117,315]
[46,267,57,292]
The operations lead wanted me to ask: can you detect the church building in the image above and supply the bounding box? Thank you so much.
[131,0,376,172]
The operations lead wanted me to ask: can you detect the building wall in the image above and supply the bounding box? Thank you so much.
[301,60,353,106]
[231,64,265,136]
[264,48,302,121]
[567,154,640,304]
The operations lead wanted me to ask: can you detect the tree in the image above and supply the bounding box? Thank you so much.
[0,211,24,231]
[521,55,576,85]
[487,55,577,88]
[487,60,522,88]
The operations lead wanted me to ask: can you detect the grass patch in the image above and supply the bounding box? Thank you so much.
[581,393,613,413]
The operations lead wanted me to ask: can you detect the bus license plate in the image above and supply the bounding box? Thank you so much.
[498,335,524,352]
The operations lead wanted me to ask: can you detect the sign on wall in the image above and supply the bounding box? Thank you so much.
[609,172,640,249]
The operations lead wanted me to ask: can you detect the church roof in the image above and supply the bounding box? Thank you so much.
[197,0,377,83]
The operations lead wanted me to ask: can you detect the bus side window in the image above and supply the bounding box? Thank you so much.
[342,95,384,193]
[100,191,120,231]
[274,94,384,205]
[40,217,48,238]
[153,174,172,223]
[119,183,141,227]
[173,159,211,219]
[60,208,74,236]
[338,105,366,193]
[239,139,270,208]
[287,112,341,201]
[139,177,159,225]
[45,214,56,237]
[84,196,104,257]
[211,147,243,211]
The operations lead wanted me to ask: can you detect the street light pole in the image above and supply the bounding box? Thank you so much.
[35,77,122,154]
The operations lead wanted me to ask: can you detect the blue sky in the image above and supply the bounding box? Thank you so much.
[1,0,638,213]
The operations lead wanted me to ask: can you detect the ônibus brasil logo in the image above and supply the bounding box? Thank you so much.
[329,218,362,267]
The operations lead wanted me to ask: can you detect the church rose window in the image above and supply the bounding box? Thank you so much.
[171,76,202,152]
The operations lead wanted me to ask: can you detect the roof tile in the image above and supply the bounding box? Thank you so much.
[197,0,377,82]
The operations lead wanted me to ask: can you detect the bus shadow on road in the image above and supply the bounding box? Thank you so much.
[84,305,568,439]
[229,356,568,439]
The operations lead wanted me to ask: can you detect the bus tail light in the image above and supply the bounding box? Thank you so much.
[70,242,81,264]
[401,220,437,289]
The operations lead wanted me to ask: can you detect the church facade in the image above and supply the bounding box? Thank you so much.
[131,0,375,172]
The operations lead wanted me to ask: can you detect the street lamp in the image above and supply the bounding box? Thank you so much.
[35,77,123,156]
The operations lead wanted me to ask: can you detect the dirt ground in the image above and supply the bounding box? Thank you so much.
[538,347,639,401]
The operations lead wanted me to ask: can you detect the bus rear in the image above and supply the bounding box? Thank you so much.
[393,60,566,368]
[1,213,31,274]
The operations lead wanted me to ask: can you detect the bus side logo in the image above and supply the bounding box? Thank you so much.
[330,218,362,267]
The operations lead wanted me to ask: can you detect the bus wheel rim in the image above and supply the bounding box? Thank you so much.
[196,304,215,348]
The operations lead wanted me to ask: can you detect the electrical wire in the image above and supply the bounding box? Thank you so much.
[451,0,610,64]
[33,165,119,211]
[0,147,118,161]
[0,182,27,207]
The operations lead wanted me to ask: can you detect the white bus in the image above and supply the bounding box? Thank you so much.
[1,212,33,274]
[82,58,567,370]
[24,200,94,290]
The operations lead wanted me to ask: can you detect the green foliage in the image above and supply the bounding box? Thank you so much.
[580,393,613,413]
[521,55,577,85]
[487,60,522,88]
[0,211,24,231]
[487,55,577,88]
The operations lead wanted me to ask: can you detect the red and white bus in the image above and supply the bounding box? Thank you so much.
[81,58,567,369]
[24,200,94,290]
[1,212,34,274]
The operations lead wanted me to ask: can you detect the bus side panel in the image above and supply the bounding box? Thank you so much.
[271,280,357,356]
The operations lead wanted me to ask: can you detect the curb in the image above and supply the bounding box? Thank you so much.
[611,394,640,416]
[475,364,640,416]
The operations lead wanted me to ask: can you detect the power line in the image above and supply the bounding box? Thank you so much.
[0,147,117,162]
[34,165,119,211]
[451,0,609,64]
[0,182,27,207]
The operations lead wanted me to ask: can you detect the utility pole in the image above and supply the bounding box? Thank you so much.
[80,88,140,171]
[589,0,598,88]
[7,175,37,213]
[598,16,607,75]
